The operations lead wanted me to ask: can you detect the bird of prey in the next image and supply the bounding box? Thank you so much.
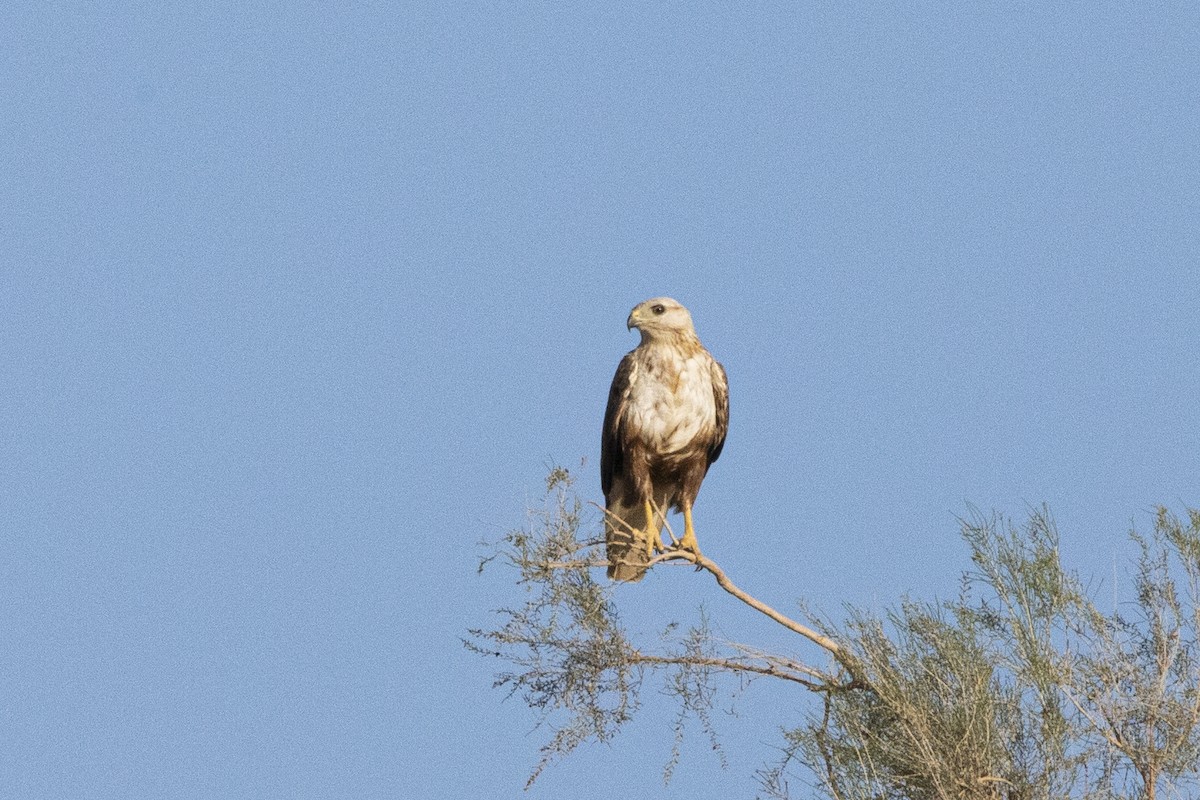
[601,297,729,582]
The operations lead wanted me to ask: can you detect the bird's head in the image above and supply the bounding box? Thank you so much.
[626,297,697,344]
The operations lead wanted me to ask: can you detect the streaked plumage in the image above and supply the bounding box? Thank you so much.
[601,297,729,581]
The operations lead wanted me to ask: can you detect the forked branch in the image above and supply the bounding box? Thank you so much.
[593,500,850,673]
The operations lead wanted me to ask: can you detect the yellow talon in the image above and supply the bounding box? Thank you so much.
[679,505,701,556]
[643,499,662,557]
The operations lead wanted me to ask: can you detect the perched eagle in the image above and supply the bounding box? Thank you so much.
[601,297,729,582]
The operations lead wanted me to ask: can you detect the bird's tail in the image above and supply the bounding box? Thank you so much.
[604,496,666,582]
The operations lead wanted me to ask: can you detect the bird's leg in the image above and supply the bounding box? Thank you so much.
[642,498,663,557]
[679,503,701,555]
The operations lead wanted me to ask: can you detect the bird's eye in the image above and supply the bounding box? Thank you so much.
[651,304,665,315]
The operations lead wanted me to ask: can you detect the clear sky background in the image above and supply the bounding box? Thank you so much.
[3,3,1198,798]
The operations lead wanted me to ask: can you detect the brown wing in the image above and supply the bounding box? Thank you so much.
[600,352,637,498]
[706,358,729,467]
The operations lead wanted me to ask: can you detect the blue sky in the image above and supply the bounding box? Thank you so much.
[3,3,1198,798]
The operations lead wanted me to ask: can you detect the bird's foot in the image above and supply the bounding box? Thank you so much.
[679,505,701,558]
[678,530,701,557]
[643,529,664,558]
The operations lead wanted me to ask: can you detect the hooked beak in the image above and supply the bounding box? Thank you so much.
[626,310,638,330]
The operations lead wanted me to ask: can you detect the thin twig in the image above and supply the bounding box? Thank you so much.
[631,653,829,690]
[725,641,831,683]
[1061,686,1127,753]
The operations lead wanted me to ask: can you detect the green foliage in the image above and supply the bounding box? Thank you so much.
[781,507,1200,800]
[662,609,730,784]
[466,467,638,787]
[778,510,1081,800]
[1070,507,1200,796]
[806,603,1013,799]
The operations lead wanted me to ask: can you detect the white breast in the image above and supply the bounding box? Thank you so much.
[625,348,716,454]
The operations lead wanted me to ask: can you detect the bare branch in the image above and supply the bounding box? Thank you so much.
[631,653,839,691]
[650,547,848,665]
[588,499,847,665]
